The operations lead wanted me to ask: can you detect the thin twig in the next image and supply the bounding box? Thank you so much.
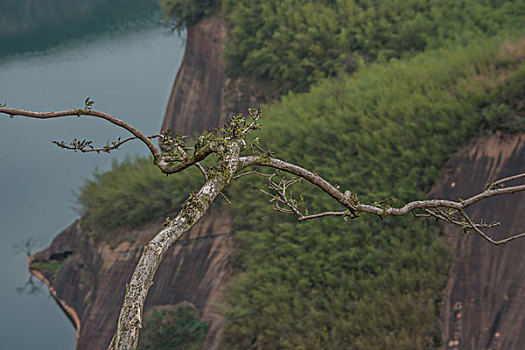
[52,135,163,153]
[298,211,349,222]
[487,173,525,189]
[459,210,525,245]
[233,170,273,180]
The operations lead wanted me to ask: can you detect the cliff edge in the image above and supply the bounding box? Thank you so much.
[30,208,232,350]
[161,14,264,136]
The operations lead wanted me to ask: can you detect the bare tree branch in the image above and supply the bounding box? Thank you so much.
[239,156,359,216]
[240,154,525,244]
[233,169,273,180]
[458,210,525,245]
[0,106,162,161]
[240,107,262,136]
[0,105,225,178]
[486,173,525,189]
[262,175,304,216]
[157,141,217,174]
[422,208,499,229]
[297,211,352,222]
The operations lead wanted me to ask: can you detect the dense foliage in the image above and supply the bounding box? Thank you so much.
[138,305,207,350]
[77,35,524,348]
[223,0,524,93]
[77,157,202,239]
[159,0,219,30]
[218,37,524,349]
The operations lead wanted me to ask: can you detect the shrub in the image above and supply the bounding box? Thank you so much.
[76,157,202,238]
[160,0,219,30]
[223,0,524,93]
[138,305,207,350]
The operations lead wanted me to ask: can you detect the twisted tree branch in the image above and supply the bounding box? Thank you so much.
[108,139,244,350]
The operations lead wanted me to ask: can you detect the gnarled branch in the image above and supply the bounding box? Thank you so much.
[108,139,244,350]
[240,154,525,245]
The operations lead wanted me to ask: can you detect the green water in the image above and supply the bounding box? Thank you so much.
[0,3,185,348]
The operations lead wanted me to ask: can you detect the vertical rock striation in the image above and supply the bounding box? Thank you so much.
[433,132,525,349]
[162,15,227,136]
[162,14,263,136]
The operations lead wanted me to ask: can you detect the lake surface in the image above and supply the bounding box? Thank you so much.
[0,15,185,349]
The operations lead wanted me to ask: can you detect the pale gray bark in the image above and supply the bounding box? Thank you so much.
[108,140,243,350]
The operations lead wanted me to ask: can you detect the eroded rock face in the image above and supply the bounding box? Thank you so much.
[162,15,228,136]
[433,132,525,349]
[30,209,233,350]
[161,14,265,137]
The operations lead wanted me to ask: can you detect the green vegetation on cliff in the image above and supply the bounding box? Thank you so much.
[77,157,202,237]
[160,0,524,93]
[30,260,64,275]
[223,0,523,93]
[220,37,524,349]
[138,305,207,350]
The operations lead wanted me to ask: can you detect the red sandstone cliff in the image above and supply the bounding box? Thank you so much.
[31,208,232,350]
[162,15,228,136]
[161,14,266,136]
[433,132,525,349]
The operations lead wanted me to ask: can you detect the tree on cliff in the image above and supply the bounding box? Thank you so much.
[1,103,524,349]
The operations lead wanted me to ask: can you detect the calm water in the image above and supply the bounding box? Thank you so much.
[0,19,185,350]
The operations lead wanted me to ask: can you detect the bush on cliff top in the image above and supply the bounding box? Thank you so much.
[160,0,219,30]
[138,305,207,350]
[223,0,523,93]
[159,0,523,93]
[77,157,203,236]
